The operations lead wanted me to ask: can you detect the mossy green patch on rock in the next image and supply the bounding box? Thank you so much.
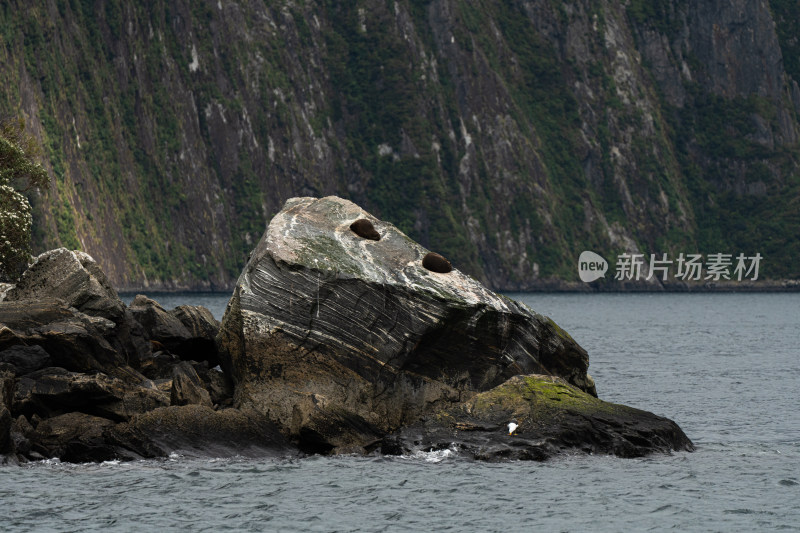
[382,373,694,461]
[468,374,617,420]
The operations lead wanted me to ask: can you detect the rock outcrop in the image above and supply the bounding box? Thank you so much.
[0,228,693,463]
[107,405,295,459]
[169,361,213,408]
[130,296,221,365]
[380,375,693,461]
[217,196,690,457]
[0,248,274,464]
[5,249,150,365]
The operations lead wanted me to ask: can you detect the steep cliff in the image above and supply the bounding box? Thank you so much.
[1,0,798,289]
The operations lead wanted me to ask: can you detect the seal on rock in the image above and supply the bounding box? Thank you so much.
[422,252,452,273]
[349,219,381,241]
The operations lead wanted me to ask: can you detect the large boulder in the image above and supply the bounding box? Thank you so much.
[380,375,694,461]
[130,297,219,364]
[3,249,150,365]
[218,196,596,451]
[6,248,124,321]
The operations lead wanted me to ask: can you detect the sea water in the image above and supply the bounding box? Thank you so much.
[2,293,798,532]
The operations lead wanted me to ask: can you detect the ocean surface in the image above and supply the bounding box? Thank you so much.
[3,292,799,532]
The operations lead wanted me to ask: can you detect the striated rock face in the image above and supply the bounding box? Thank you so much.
[0,299,133,380]
[7,249,125,321]
[218,196,596,452]
[13,367,168,422]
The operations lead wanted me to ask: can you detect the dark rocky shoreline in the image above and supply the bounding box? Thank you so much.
[1,197,693,465]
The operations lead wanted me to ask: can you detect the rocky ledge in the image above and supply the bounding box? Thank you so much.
[0,248,291,464]
[0,197,692,464]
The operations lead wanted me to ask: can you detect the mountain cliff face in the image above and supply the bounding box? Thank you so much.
[1,0,798,290]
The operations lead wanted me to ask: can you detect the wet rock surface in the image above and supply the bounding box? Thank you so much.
[379,375,693,461]
[107,405,294,459]
[0,249,244,464]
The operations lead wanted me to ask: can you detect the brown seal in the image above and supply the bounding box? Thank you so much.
[422,252,452,273]
[350,218,381,241]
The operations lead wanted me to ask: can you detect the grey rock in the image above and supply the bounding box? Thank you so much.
[14,367,168,422]
[171,305,219,340]
[0,345,52,375]
[169,305,220,365]
[194,364,234,407]
[2,248,150,366]
[218,196,595,451]
[129,295,193,354]
[0,299,129,378]
[6,249,125,322]
[30,412,116,462]
[170,361,212,407]
[107,405,296,459]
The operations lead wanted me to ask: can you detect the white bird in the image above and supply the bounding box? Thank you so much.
[507,420,518,435]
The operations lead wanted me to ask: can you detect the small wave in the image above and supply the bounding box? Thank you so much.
[724,508,775,516]
[401,445,458,463]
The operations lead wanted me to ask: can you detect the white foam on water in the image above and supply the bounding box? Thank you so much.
[402,445,458,463]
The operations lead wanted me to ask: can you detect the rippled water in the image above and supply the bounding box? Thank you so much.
[5,293,798,532]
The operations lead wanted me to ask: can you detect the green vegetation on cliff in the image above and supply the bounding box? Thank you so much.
[0,0,797,289]
[0,118,49,279]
